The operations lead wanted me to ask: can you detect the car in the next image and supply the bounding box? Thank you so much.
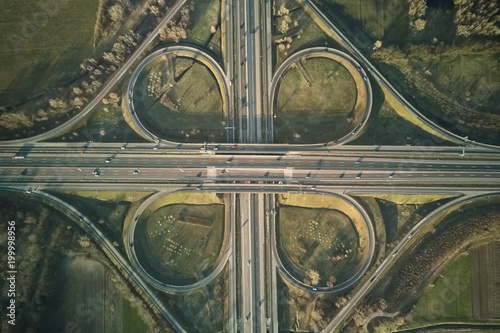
[247,259,251,266]
[330,141,337,145]
[105,157,112,163]
[121,143,127,150]
[389,173,395,179]
[312,287,317,291]
[153,146,158,150]
[93,169,100,177]
[133,169,140,175]
[26,188,32,194]
[356,173,362,179]
[231,145,237,149]
[196,186,202,191]
[363,76,368,81]
[311,186,316,190]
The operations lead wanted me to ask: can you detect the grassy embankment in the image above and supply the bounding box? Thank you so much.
[353,193,458,247]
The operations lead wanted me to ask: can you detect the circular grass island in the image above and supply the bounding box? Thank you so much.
[276,193,370,288]
[132,55,225,142]
[274,54,365,144]
[134,192,226,285]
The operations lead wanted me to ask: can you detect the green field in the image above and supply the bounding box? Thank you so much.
[407,43,500,115]
[275,57,357,143]
[136,202,225,283]
[0,0,98,106]
[134,57,225,142]
[325,0,406,40]
[278,205,361,284]
[42,256,151,333]
[405,252,472,326]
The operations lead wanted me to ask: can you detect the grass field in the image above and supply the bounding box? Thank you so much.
[471,241,500,320]
[41,256,150,333]
[134,56,225,142]
[278,206,361,283]
[325,0,406,40]
[405,252,472,326]
[277,193,368,284]
[275,57,357,143]
[408,44,500,115]
[136,194,225,283]
[0,0,98,106]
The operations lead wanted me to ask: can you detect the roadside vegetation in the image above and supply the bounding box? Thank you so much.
[0,192,164,333]
[134,56,225,142]
[372,42,500,144]
[168,266,228,332]
[277,273,349,332]
[348,196,500,332]
[275,57,357,143]
[320,0,500,144]
[273,0,333,69]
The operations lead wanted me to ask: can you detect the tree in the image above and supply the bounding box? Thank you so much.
[307,269,321,286]
[78,235,91,248]
[109,4,124,23]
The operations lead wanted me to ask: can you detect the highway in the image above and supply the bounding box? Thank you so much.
[3,150,500,184]
[239,193,255,332]
[2,0,500,331]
